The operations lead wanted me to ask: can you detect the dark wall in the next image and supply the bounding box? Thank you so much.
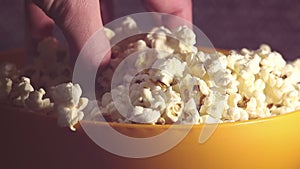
[193,0,300,60]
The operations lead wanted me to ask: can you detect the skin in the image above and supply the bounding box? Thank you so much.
[25,0,192,68]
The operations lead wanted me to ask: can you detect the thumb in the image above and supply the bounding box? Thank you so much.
[32,0,110,68]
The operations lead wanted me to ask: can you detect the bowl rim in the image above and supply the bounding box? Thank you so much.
[2,104,299,129]
[79,110,300,129]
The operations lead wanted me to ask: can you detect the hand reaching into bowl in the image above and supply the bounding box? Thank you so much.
[25,0,192,69]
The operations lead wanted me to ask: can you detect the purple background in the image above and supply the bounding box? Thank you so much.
[0,0,299,60]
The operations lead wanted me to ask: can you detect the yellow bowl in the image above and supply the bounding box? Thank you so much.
[1,49,300,169]
[1,104,300,169]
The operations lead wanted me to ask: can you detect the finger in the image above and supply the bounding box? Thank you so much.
[29,0,112,72]
[61,0,111,69]
[142,0,193,29]
[25,0,54,54]
[29,0,101,51]
[31,0,110,68]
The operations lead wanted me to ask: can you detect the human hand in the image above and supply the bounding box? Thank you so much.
[26,0,105,57]
[25,0,192,68]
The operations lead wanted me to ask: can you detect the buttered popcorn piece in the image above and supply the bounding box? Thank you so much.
[129,106,161,124]
[129,71,166,109]
[180,98,201,124]
[179,74,209,110]
[25,88,53,112]
[49,83,88,131]
[147,25,198,55]
[172,26,198,54]
[223,107,249,121]
[162,88,184,123]
[104,27,115,40]
[124,40,148,55]
[151,56,186,86]
[135,49,170,72]
[100,92,124,122]
[9,77,34,106]
[113,17,140,41]
[146,26,175,54]
[172,26,196,46]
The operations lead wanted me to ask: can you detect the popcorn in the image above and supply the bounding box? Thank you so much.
[239,108,249,121]
[146,26,174,54]
[246,97,257,113]
[129,72,167,113]
[253,91,266,108]
[100,92,123,122]
[223,107,241,121]
[124,40,148,56]
[2,17,300,127]
[128,106,160,124]
[104,27,115,40]
[172,26,198,54]
[151,56,186,86]
[0,62,19,81]
[9,77,34,106]
[172,26,196,46]
[113,17,140,41]
[185,52,207,78]
[25,88,53,112]
[135,49,169,71]
[189,63,206,79]
[271,106,295,115]
[283,90,300,107]
[260,51,286,70]
[0,77,12,102]
[147,25,198,55]
[199,92,214,116]
[162,88,184,123]
[141,88,166,112]
[223,107,250,121]
[227,93,242,108]
[0,63,19,103]
[23,37,71,89]
[82,100,105,121]
[225,72,239,94]
[254,79,266,92]
[257,44,272,56]
[206,91,227,119]
[180,98,201,124]
[49,83,88,131]
[203,53,228,88]
[179,74,209,108]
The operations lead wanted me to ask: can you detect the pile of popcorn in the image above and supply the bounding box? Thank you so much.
[1,17,300,130]
[0,38,87,131]
[97,17,300,124]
